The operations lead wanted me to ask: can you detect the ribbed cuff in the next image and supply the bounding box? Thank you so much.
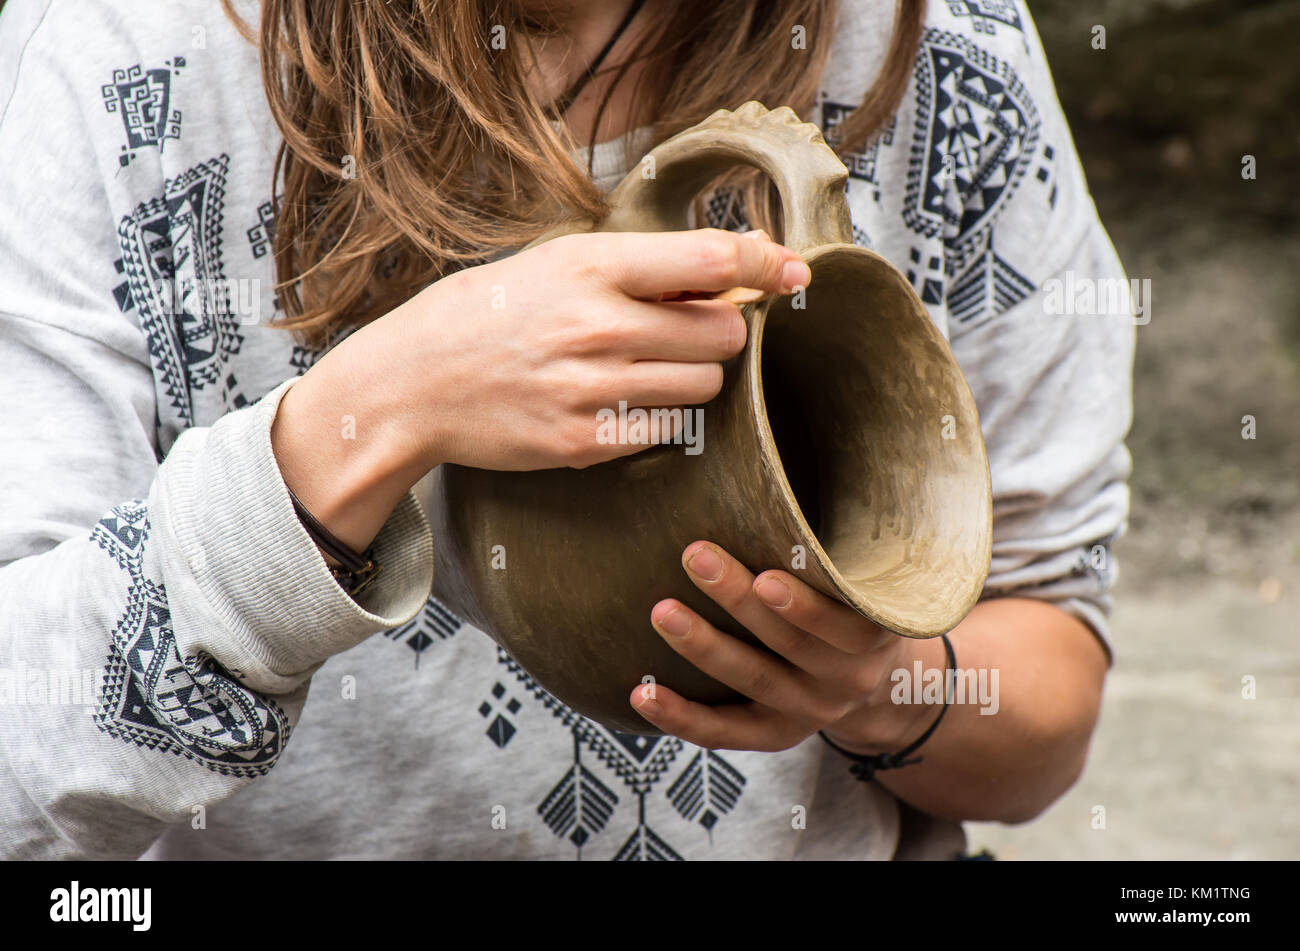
[153,378,435,694]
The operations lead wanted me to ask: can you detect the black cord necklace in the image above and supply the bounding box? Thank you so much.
[544,0,648,120]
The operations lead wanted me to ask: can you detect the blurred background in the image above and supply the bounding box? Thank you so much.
[967,0,1300,858]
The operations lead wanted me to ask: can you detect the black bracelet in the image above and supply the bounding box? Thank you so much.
[818,633,957,782]
[286,484,383,597]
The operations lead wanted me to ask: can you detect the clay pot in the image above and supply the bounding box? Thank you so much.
[427,102,992,734]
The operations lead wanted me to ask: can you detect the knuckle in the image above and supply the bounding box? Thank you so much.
[776,627,813,661]
[729,310,748,354]
[710,302,747,356]
[788,594,830,636]
[556,233,607,283]
[694,556,741,601]
[744,665,777,700]
[561,426,599,467]
[532,234,568,269]
[708,362,727,398]
[695,231,742,285]
[559,370,592,410]
[573,311,621,354]
[676,624,705,655]
[847,664,882,698]
[715,587,750,616]
[763,246,789,288]
[690,363,726,403]
[571,365,617,408]
[574,254,608,289]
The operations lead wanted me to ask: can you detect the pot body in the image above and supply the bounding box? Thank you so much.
[429,313,804,733]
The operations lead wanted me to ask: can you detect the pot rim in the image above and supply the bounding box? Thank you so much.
[745,241,994,638]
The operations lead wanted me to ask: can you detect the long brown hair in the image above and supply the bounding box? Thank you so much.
[225,0,926,348]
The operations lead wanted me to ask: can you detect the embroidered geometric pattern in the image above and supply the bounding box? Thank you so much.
[113,154,246,450]
[102,58,185,166]
[820,101,894,200]
[538,736,620,853]
[1036,143,1059,208]
[666,749,747,837]
[907,246,948,305]
[478,681,523,748]
[947,246,1035,324]
[383,597,464,668]
[90,501,291,778]
[943,0,1025,36]
[496,647,748,860]
[902,29,1042,326]
[497,648,684,793]
[244,197,286,318]
[246,199,277,259]
[904,29,1039,269]
[614,820,684,861]
[288,345,320,374]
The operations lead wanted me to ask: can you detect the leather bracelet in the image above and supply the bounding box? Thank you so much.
[818,633,957,782]
[285,484,383,597]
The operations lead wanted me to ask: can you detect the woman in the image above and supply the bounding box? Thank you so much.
[0,0,1132,859]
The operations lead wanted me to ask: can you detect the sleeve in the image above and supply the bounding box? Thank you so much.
[938,8,1135,660]
[0,0,434,858]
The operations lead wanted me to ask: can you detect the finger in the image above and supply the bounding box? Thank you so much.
[577,416,693,464]
[618,297,747,362]
[628,682,806,752]
[667,231,773,304]
[613,361,725,407]
[649,598,826,721]
[751,569,895,656]
[604,229,811,301]
[680,541,842,674]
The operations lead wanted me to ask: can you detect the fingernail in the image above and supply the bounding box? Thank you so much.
[686,547,724,581]
[634,683,661,714]
[755,577,791,608]
[780,260,811,292]
[657,607,691,638]
[743,229,771,241]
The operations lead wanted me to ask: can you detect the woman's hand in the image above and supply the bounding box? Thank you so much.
[371,228,810,472]
[630,541,1110,824]
[629,540,940,753]
[271,229,809,554]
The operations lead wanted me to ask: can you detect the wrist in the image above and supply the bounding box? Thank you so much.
[359,280,459,471]
[824,632,948,755]
[271,343,430,555]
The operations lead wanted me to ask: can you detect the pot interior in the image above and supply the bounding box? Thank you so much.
[757,244,991,635]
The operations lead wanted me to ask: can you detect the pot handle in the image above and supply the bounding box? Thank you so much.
[601,101,854,254]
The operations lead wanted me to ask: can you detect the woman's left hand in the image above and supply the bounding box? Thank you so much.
[629,540,939,752]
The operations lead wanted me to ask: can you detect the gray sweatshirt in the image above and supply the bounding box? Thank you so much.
[0,0,1133,860]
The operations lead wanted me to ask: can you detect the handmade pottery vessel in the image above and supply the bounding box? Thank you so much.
[426,102,993,734]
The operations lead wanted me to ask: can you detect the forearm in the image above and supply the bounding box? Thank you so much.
[270,313,436,558]
[831,598,1109,824]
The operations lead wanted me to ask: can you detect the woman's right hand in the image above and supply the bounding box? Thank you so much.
[384,228,811,471]
[270,228,810,554]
